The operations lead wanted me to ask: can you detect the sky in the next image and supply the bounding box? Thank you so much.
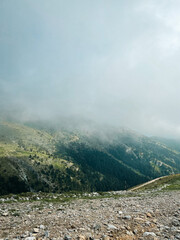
[1,0,180,137]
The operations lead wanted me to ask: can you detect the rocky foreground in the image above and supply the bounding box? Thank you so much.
[0,191,180,240]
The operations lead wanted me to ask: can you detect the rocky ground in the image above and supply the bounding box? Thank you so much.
[0,190,180,240]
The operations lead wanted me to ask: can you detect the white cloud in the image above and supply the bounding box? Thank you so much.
[1,0,180,137]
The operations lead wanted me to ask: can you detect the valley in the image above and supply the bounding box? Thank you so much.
[0,121,180,195]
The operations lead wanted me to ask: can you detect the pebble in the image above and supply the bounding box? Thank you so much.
[64,235,71,240]
[25,238,35,240]
[77,235,86,240]
[146,212,153,218]
[2,212,8,216]
[143,232,157,237]
[107,224,117,230]
[33,228,39,233]
[40,225,45,230]
[93,224,101,231]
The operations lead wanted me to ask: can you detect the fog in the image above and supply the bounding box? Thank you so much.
[1,0,180,138]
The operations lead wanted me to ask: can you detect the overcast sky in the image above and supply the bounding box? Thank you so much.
[1,0,180,137]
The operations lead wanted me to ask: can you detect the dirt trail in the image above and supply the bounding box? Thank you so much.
[130,176,166,191]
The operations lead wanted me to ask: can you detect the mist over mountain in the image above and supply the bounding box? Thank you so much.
[0,120,179,195]
[1,0,180,138]
[1,0,180,196]
[1,4,180,240]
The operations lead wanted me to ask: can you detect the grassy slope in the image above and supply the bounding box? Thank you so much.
[0,121,180,195]
[130,174,180,191]
[0,121,71,172]
[0,122,83,194]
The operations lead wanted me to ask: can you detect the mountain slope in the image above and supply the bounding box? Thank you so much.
[130,173,180,191]
[0,121,180,195]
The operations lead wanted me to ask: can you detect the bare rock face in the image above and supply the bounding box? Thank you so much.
[0,191,180,240]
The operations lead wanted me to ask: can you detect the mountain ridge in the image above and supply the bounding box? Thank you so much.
[0,120,180,195]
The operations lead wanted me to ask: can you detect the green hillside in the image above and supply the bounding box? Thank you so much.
[130,174,180,191]
[0,121,180,195]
